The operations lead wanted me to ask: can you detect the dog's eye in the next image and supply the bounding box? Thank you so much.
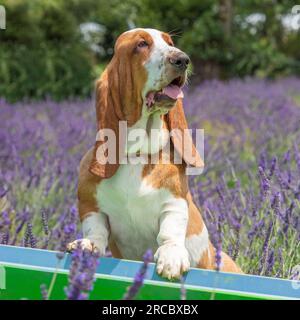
[137,40,148,48]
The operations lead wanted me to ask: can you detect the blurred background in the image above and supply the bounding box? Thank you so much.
[0,0,300,102]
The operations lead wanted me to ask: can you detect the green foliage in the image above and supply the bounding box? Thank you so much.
[0,0,299,101]
[0,0,94,102]
[0,43,93,102]
[89,0,300,79]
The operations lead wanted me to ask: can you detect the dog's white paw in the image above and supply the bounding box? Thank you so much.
[66,238,105,255]
[154,243,190,280]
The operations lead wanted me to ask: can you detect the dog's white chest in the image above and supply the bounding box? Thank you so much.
[96,164,172,259]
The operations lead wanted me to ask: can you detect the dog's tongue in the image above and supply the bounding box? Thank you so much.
[146,85,184,107]
[162,84,184,100]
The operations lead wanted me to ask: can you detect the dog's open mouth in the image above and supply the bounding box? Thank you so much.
[146,76,185,109]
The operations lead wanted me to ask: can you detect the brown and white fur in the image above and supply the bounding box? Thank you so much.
[68,28,242,279]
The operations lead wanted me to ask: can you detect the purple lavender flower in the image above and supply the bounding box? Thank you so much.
[283,150,291,164]
[266,249,275,276]
[283,201,294,236]
[258,153,267,171]
[269,157,277,178]
[259,219,274,274]
[215,241,222,272]
[41,209,49,236]
[271,192,281,219]
[41,209,50,249]
[54,206,78,252]
[0,211,11,228]
[23,222,37,248]
[275,169,290,190]
[123,249,153,300]
[211,215,223,272]
[1,232,9,245]
[65,242,100,300]
[258,166,271,200]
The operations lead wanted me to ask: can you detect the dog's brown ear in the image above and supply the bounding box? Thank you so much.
[89,69,125,178]
[166,99,204,168]
[89,42,145,178]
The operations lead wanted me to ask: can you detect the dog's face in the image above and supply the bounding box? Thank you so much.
[141,29,189,112]
[115,28,190,114]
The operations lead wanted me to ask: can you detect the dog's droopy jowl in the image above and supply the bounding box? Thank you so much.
[67,28,242,279]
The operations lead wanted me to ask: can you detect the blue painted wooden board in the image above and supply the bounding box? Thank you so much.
[0,245,299,300]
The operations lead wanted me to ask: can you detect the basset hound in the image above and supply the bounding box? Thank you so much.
[67,28,242,279]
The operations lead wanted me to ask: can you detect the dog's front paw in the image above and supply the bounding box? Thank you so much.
[154,243,190,280]
[66,238,105,255]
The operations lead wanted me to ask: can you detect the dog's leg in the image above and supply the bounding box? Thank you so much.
[67,212,109,255]
[154,198,190,280]
[108,239,123,259]
[197,243,243,273]
[185,196,243,273]
[219,251,243,273]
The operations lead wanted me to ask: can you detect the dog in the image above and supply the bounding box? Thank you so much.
[67,28,242,279]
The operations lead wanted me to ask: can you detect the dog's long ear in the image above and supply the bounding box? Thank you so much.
[89,69,125,178]
[89,44,145,178]
[166,99,204,168]
[109,45,144,127]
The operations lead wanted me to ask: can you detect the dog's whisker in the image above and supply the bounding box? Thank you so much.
[168,29,183,38]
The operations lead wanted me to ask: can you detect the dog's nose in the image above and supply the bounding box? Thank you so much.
[168,52,190,71]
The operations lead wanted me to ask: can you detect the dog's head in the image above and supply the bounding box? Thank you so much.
[89,28,203,178]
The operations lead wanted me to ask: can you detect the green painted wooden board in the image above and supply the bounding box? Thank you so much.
[0,245,299,300]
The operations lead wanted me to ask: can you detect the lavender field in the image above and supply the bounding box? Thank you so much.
[1,77,300,280]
